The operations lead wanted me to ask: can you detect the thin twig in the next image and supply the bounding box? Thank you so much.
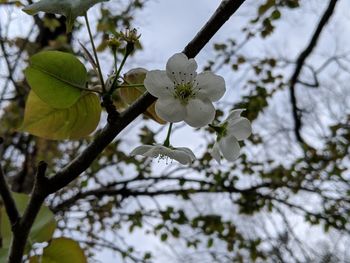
[289,0,339,144]
[84,13,105,92]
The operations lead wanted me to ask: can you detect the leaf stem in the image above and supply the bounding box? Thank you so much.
[80,86,103,94]
[113,52,118,72]
[163,123,173,147]
[119,83,144,88]
[84,13,105,92]
[108,51,130,95]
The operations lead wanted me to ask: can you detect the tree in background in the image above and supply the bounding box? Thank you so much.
[0,0,349,262]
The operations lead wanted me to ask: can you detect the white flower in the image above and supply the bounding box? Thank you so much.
[130,144,196,165]
[211,109,252,163]
[144,53,226,128]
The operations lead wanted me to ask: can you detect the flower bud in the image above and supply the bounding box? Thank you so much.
[120,28,141,55]
[107,36,121,53]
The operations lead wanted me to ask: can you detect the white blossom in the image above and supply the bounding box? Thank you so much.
[130,144,196,165]
[211,109,252,163]
[144,53,226,128]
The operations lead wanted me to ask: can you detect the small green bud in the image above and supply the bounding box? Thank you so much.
[120,28,141,54]
[107,36,121,52]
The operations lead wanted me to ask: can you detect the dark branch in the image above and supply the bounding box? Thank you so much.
[289,0,338,144]
[51,181,275,213]
[182,0,246,58]
[8,162,48,263]
[0,138,20,228]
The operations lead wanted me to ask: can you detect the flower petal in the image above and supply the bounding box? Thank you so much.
[142,145,169,158]
[130,144,195,165]
[184,98,215,128]
[130,145,154,156]
[170,149,194,165]
[176,147,196,161]
[155,98,186,123]
[166,53,197,83]
[218,136,240,161]
[196,72,226,102]
[211,142,221,164]
[144,70,174,99]
[226,109,245,122]
[227,118,252,140]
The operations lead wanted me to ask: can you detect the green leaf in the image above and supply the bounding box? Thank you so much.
[285,0,299,8]
[258,0,275,15]
[25,51,86,109]
[270,9,281,20]
[207,238,214,248]
[160,233,168,241]
[143,252,152,260]
[29,238,87,263]
[1,193,56,250]
[23,0,109,32]
[0,249,7,262]
[21,91,101,140]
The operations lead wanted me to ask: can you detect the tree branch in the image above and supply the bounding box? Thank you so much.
[8,162,48,263]
[51,181,275,213]
[0,138,20,228]
[289,0,338,144]
[182,0,246,58]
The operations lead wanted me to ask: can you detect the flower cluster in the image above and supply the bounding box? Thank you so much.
[131,53,252,165]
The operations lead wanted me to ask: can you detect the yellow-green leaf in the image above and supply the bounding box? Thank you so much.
[25,51,86,109]
[144,103,167,125]
[29,238,87,263]
[118,83,146,105]
[0,249,7,262]
[1,193,56,250]
[116,68,166,124]
[21,91,101,140]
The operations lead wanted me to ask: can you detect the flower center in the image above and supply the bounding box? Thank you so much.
[174,83,194,104]
[157,153,173,165]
